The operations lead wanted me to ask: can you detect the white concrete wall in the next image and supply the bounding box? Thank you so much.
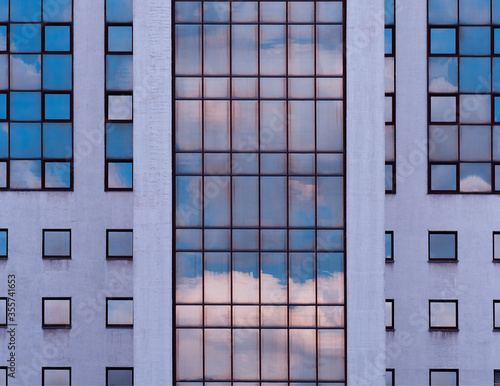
[0,1,134,384]
[132,0,172,384]
[386,1,500,384]
[346,0,386,384]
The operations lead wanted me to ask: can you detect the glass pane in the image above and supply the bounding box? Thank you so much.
[44,123,72,159]
[431,164,457,191]
[459,27,490,56]
[429,233,456,260]
[10,123,41,158]
[385,164,393,191]
[460,0,490,24]
[106,123,133,159]
[107,369,133,386]
[0,93,4,119]
[289,101,315,151]
[204,228,230,251]
[44,299,70,325]
[495,303,500,328]
[204,1,229,22]
[44,230,70,257]
[261,253,287,303]
[0,162,5,188]
[108,26,133,52]
[232,25,258,76]
[260,78,286,99]
[385,0,394,24]
[289,153,315,175]
[205,329,231,380]
[317,77,343,98]
[260,101,286,151]
[232,101,258,151]
[430,96,456,123]
[385,232,393,260]
[233,329,259,380]
[317,253,344,303]
[175,2,201,23]
[45,94,71,120]
[460,95,490,124]
[290,329,316,380]
[261,329,288,381]
[10,160,41,189]
[176,176,202,226]
[460,163,492,192]
[204,25,229,75]
[176,229,202,251]
[0,26,5,52]
[43,0,72,22]
[204,101,229,150]
[44,54,72,90]
[385,57,395,94]
[386,370,394,386]
[107,299,133,325]
[10,55,41,90]
[0,0,7,21]
[386,125,395,161]
[385,28,393,55]
[260,1,285,22]
[460,126,491,161]
[385,301,393,328]
[233,253,259,303]
[317,25,343,76]
[176,305,202,326]
[205,305,230,326]
[233,176,259,227]
[176,78,201,99]
[429,0,457,25]
[10,24,41,52]
[317,101,343,151]
[289,177,315,227]
[176,329,203,380]
[45,26,71,52]
[204,176,230,226]
[0,230,6,256]
[232,153,258,174]
[0,123,6,158]
[232,230,258,252]
[108,95,132,121]
[289,2,314,23]
[108,231,133,257]
[318,177,343,227]
[290,253,315,303]
[317,154,343,175]
[289,78,314,99]
[107,162,133,189]
[106,0,133,22]
[204,153,230,175]
[318,306,344,327]
[430,125,459,161]
[260,25,286,76]
[176,252,202,303]
[175,25,201,76]
[429,57,458,93]
[289,25,314,76]
[430,371,457,385]
[316,2,342,23]
[204,253,230,303]
[385,96,393,123]
[175,101,202,151]
[318,330,345,381]
[232,78,258,99]
[204,77,229,99]
[45,162,71,188]
[261,229,287,251]
[317,229,343,252]
[430,301,456,328]
[0,55,7,90]
[43,369,70,386]
[459,57,490,93]
[290,306,315,327]
[176,153,202,175]
[430,28,456,55]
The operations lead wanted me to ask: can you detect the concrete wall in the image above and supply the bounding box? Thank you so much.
[346,0,386,384]
[386,1,500,384]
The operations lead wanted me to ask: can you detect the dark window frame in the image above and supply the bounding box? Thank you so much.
[494,231,500,261]
[494,300,500,330]
[386,230,394,262]
[429,368,459,386]
[494,369,500,385]
[0,229,7,258]
[42,229,71,259]
[386,299,394,330]
[428,231,458,262]
[386,368,395,386]
[106,229,133,259]
[0,297,7,327]
[106,367,134,386]
[385,0,396,194]
[42,297,72,329]
[429,299,459,330]
[0,366,7,385]
[106,297,133,328]
[42,367,71,386]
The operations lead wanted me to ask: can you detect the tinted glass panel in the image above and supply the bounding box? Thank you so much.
[43,299,70,326]
[44,230,70,257]
[108,230,133,257]
[107,299,133,326]
[107,369,133,386]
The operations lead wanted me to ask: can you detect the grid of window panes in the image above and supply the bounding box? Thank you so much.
[428,0,500,193]
[174,0,346,383]
[105,0,133,190]
[0,0,73,190]
[385,0,395,193]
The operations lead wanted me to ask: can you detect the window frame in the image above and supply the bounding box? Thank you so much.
[429,299,459,330]
[386,230,394,262]
[0,229,7,258]
[42,367,71,386]
[493,231,500,262]
[42,229,71,259]
[106,367,134,386]
[428,231,458,262]
[106,229,133,259]
[42,297,72,329]
[494,369,500,386]
[386,299,394,330]
[0,366,7,385]
[0,297,7,327]
[106,297,134,328]
[429,368,459,386]
[494,300,500,330]
[386,368,395,386]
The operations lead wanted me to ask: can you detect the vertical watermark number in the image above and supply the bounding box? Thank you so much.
[7,274,15,379]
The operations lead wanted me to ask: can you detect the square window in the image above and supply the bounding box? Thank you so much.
[430,28,456,55]
[11,0,41,22]
[10,55,42,90]
[42,367,71,386]
[430,164,457,191]
[386,369,395,386]
[10,160,41,189]
[43,230,71,258]
[10,24,41,52]
[494,232,500,260]
[44,94,71,120]
[107,230,133,259]
[106,368,133,386]
[0,25,6,52]
[429,126,458,161]
[385,231,393,261]
[10,123,41,158]
[108,26,132,52]
[0,229,7,258]
[107,162,133,190]
[43,123,72,159]
[385,299,394,329]
[429,300,458,329]
[44,26,71,52]
[460,0,490,24]
[385,27,393,55]
[494,301,500,330]
[0,298,6,326]
[429,232,457,261]
[43,0,72,22]
[106,55,133,91]
[106,298,133,327]
[106,0,133,23]
[44,162,71,189]
[460,94,491,124]
[459,58,490,93]
[429,57,458,93]
[430,369,458,386]
[0,93,5,120]
[42,298,71,328]
[10,92,41,121]
[430,96,456,123]
[108,95,133,121]
[460,126,491,161]
[316,2,343,23]
[459,27,490,56]
[460,163,492,192]
[106,123,133,159]
[429,0,458,25]
[43,55,72,91]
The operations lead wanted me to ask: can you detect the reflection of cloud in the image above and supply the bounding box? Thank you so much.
[108,163,132,189]
[10,160,41,189]
[45,300,70,325]
[430,77,458,93]
[10,56,41,89]
[460,175,491,192]
[45,163,70,188]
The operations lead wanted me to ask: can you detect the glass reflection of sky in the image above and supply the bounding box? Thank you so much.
[10,123,41,158]
[45,162,70,188]
[10,55,41,90]
[44,230,70,256]
[106,123,133,159]
[0,0,7,22]
[460,126,490,161]
[460,0,490,24]
[45,94,70,120]
[11,24,41,52]
[385,301,393,327]
[107,299,133,325]
[430,28,456,54]
[385,233,392,260]
[460,26,490,56]
[108,230,133,256]
[460,163,491,192]
[0,162,6,187]
[495,302,500,327]
[431,302,456,327]
[43,123,72,158]
[429,57,458,93]
[429,0,458,25]
[431,164,457,191]
[43,0,72,22]
[0,26,6,51]
[11,0,41,21]
[0,55,7,90]
[44,55,72,90]
[460,58,490,93]
[10,92,41,121]
[107,369,133,386]
[44,299,70,325]
[108,26,132,52]
[106,0,133,22]
[385,28,393,55]
[0,93,6,119]
[108,162,133,189]
[431,371,457,386]
[0,299,5,324]
[45,26,71,52]
[429,233,455,260]
[0,230,6,256]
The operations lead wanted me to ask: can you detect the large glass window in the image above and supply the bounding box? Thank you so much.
[0,0,73,190]
[385,0,396,193]
[105,0,133,190]
[429,300,458,330]
[174,0,346,383]
[428,0,500,193]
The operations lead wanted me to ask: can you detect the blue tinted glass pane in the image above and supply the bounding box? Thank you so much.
[0,230,5,256]
[429,57,458,93]
[106,123,133,159]
[10,24,41,52]
[10,92,41,121]
[107,369,133,386]
[108,26,132,52]
[429,0,457,25]
[175,2,201,23]
[0,93,5,119]
[45,26,70,51]
[10,160,41,189]
[0,26,6,51]
[0,122,7,157]
[43,0,72,22]
[10,55,41,90]
[384,28,392,55]
[460,58,490,93]
[385,0,394,25]
[10,123,41,158]
[0,55,6,90]
[494,58,500,92]
[0,0,7,21]
[108,162,133,189]
[0,161,5,187]
[385,233,392,260]
[385,164,393,191]
[11,0,41,21]
[460,163,492,192]
[43,123,72,158]
[496,165,500,190]
[429,233,455,259]
[45,162,70,188]
[44,94,70,120]
[494,0,500,24]
[460,27,490,56]
[495,29,500,54]
[460,0,490,24]
[106,0,133,22]
[106,55,133,90]
[495,97,500,122]
[430,29,456,54]
[43,55,72,90]
[431,164,457,191]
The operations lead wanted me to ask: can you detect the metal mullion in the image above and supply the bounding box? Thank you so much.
[256,0,262,382]
[200,3,206,384]
[285,0,291,382]
[342,0,347,381]
[313,0,319,382]
[228,2,234,383]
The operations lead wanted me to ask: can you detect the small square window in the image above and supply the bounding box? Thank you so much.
[494,369,500,386]
[430,96,457,123]
[42,367,71,386]
[108,95,133,121]
[0,25,6,52]
[43,298,71,328]
[430,369,458,386]
[386,369,395,386]
[0,298,6,327]
[107,230,133,259]
[107,298,133,327]
[44,162,71,189]
[106,0,133,23]
[0,229,6,258]
[385,299,394,330]
[429,300,458,330]
[44,94,71,120]
[107,162,133,190]
[108,26,132,52]
[10,23,41,53]
[429,232,457,261]
[430,28,456,55]
[44,26,71,52]
[494,301,500,330]
[10,160,41,189]
[43,230,71,258]
[385,231,393,261]
[10,92,41,121]
[430,164,457,191]
[106,367,133,386]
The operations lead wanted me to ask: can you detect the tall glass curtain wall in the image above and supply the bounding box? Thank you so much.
[0,0,73,190]
[174,0,346,383]
[428,0,500,193]
[385,0,395,193]
[105,0,133,190]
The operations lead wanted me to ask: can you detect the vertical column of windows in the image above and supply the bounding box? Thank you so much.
[385,0,396,193]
